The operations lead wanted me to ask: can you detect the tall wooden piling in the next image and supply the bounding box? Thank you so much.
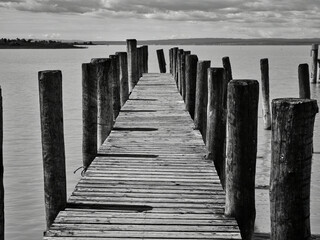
[91,58,113,146]
[0,87,3,240]
[260,58,272,130]
[298,63,311,99]
[311,44,318,84]
[169,48,173,74]
[222,56,233,82]
[182,51,191,102]
[39,70,66,229]
[185,54,198,119]
[116,52,129,106]
[194,60,211,141]
[127,39,138,92]
[109,55,121,120]
[206,67,227,186]
[142,45,148,74]
[225,80,259,240]
[156,49,166,73]
[177,49,184,93]
[82,63,98,169]
[270,98,318,240]
[172,48,178,84]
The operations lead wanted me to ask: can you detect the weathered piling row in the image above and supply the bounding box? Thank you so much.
[260,58,271,130]
[225,80,259,240]
[156,49,166,73]
[126,39,138,92]
[109,55,121,120]
[82,63,98,169]
[222,56,233,82]
[185,54,198,119]
[39,70,66,229]
[91,58,113,147]
[298,63,311,99]
[194,60,211,141]
[311,44,318,84]
[116,52,129,106]
[270,98,318,240]
[0,87,2,240]
[206,67,228,187]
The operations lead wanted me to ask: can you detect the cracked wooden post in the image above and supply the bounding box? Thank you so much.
[260,58,271,130]
[91,58,113,146]
[298,63,310,99]
[0,87,3,240]
[222,56,233,82]
[109,54,121,120]
[311,44,318,84]
[39,70,66,229]
[225,80,259,240]
[172,47,178,84]
[182,51,191,102]
[270,98,318,240]
[142,45,148,74]
[185,54,198,119]
[156,49,166,73]
[126,39,138,92]
[206,67,228,186]
[82,63,97,170]
[177,49,184,94]
[194,60,211,141]
[116,52,129,106]
[169,48,173,74]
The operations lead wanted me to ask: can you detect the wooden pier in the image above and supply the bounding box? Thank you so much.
[43,73,241,239]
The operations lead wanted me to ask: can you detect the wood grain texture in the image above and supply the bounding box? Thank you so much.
[260,58,271,130]
[185,54,198,119]
[127,39,138,92]
[43,73,241,240]
[270,98,318,240]
[39,70,66,229]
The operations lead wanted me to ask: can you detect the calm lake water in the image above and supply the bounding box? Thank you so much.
[0,45,319,239]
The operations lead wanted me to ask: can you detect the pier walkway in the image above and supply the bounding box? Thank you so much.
[43,73,241,239]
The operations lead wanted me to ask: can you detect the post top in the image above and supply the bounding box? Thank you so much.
[38,70,62,79]
[272,98,317,105]
[312,44,319,50]
[229,79,259,86]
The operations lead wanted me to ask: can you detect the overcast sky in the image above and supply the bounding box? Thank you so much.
[1,0,319,41]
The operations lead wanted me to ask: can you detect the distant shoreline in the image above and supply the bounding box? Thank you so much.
[91,38,320,46]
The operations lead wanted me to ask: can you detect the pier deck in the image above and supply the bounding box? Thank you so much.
[43,73,241,239]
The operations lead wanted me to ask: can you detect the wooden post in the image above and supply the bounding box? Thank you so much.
[157,49,166,73]
[225,80,259,240]
[298,63,311,99]
[194,60,211,141]
[142,45,148,74]
[206,68,228,186]
[169,48,173,74]
[116,52,129,106]
[0,87,3,240]
[182,51,191,102]
[177,49,184,93]
[109,55,121,120]
[172,47,178,83]
[270,98,318,240]
[136,47,141,79]
[222,56,233,82]
[127,39,138,92]
[311,44,318,84]
[39,70,66,229]
[260,58,272,130]
[82,63,98,169]
[185,54,198,119]
[91,58,113,146]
